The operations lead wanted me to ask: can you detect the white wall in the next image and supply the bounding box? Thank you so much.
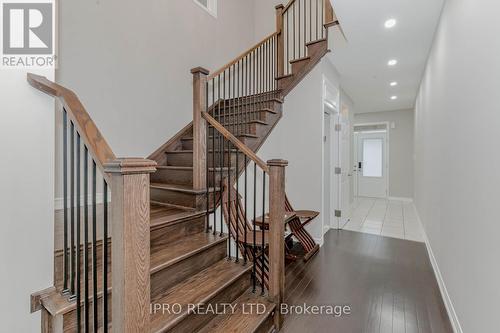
[414,0,500,331]
[0,69,55,331]
[257,58,343,244]
[57,0,255,154]
[355,109,414,199]
[254,0,283,41]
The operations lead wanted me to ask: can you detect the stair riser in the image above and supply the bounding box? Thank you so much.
[291,58,310,74]
[151,168,193,186]
[150,215,205,248]
[207,153,247,169]
[277,76,294,90]
[165,271,252,333]
[182,136,252,150]
[151,240,227,300]
[211,111,269,124]
[151,187,197,209]
[306,39,327,56]
[166,152,193,167]
[210,98,281,114]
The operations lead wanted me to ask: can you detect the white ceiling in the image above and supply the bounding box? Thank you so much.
[329,0,444,113]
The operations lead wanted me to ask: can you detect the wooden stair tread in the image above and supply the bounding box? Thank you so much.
[150,182,220,194]
[150,259,252,332]
[289,56,311,64]
[305,37,327,46]
[156,166,236,172]
[150,231,227,274]
[212,119,268,125]
[197,289,275,333]
[150,203,204,229]
[181,133,258,141]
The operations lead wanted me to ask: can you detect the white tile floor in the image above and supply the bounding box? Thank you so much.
[342,197,425,242]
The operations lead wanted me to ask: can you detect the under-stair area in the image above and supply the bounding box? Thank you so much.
[28,1,340,332]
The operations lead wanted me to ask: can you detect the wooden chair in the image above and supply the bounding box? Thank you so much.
[220,179,270,289]
[284,195,320,261]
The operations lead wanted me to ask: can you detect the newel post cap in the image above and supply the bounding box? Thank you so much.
[190,67,210,75]
[275,4,284,10]
[267,159,288,167]
[104,158,157,175]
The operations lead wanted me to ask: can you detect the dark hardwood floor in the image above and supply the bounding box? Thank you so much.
[282,230,453,333]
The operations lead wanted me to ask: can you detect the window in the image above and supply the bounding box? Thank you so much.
[194,0,217,18]
[362,138,383,177]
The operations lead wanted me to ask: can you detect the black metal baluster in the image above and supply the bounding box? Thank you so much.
[70,122,76,298]
[103,180,109,333]
[213,78,217,236]
[92,161,98,332]
[235,150,239,263]
[206,81,210,233]
[227,138,232,260]
[83,147,89,333]
[261,171,266,295]
[219,75,224,237]
[76,133,81,330]
[244,155,248,265]
[252,162,257,292]
[62,110,69,295]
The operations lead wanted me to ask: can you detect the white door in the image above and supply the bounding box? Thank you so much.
[356,132,388,198]
[323,112,332,228]
[338,104,351,228]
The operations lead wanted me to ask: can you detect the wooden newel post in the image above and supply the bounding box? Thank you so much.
[275,5,284,78]
[104,158,157,333]
[267,158,288,329]
[191,67,209,192]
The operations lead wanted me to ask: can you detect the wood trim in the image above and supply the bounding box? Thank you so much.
[267,159,288,329]
[27,73,116,180]
[31,286,56,313]
[105,158,156,333]
[282,0,296,13]
[207,32,279,81]
[201,112,269,173]
[324,0,335,24]
[276,5,284,78]
[192,68,208,191]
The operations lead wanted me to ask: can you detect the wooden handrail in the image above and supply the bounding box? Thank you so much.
[27,73,116,178]
[282,0,296,13]
[207,32,279,81]
[202,112,269,173]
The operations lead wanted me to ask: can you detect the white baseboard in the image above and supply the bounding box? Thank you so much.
[415,211,463,333]
[55,193,109,210]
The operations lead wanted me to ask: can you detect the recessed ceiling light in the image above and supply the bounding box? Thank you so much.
[390,81,398,86]
[385,19,397,29]
[388,59,398,66]
[390,96,398,100]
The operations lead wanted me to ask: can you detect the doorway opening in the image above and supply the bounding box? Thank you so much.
[353,123,389,199]
[322,77,351,233]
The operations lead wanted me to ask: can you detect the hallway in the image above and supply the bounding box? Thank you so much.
[343,198,424,242]
[282,230,452,333]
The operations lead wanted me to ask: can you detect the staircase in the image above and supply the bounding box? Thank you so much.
[28,1,339,332]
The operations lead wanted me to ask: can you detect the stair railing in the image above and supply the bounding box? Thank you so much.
[28,74,156,333]
[202,111,287,329]
[280,0,336,75]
